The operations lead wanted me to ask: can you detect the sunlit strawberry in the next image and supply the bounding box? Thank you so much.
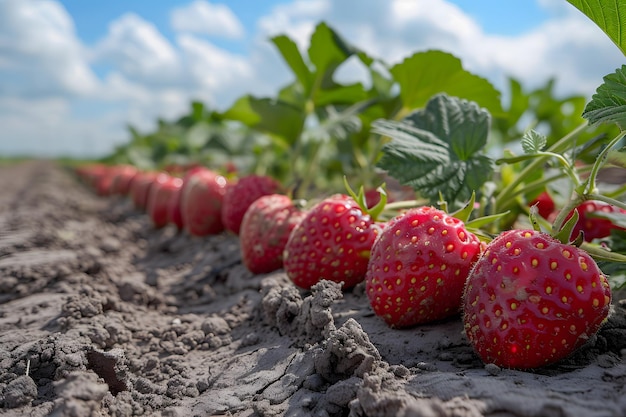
[283,194,382,289]
[366,206,482,327]
[463,229,611,369]
[180,167,230,236]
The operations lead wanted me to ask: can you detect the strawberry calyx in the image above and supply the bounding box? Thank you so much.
[343,176,388,221]
[437,191,508,243]
[550,207,582,245]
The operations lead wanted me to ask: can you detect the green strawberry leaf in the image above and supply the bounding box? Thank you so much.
[464,211,511,230]
[553,208,580,244]
[222,95,305,145]
[450,191,475,223]
[581,242,626,263]
[566,0,626,56]
[582,65,626,129]
[308,22,357,87]
[390,50,503,117]
[521,129,547,154]
[373,93,494,205]
[271,35,313,95]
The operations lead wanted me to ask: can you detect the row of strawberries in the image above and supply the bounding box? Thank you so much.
[76,163,623,370]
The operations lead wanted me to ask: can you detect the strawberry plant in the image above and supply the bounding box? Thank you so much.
[363,0,626,366]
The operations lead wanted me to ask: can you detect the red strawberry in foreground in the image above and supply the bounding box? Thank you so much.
[221,175,282,235]
[239,194,307,274]
[180,167,229,236]
[283,194,381,290]
[463,229,612,369]
[564,200,626,242]
[366,206,482,328]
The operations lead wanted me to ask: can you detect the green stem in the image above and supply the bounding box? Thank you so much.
[549,130,626,235]
[583,130,626,194]
[537,151,581,188]
[497,172,567,213]
[587,193,626,211]
[385,199,426,211]
[297,140,324,198]
[495,121,588,211]
[606,183,626,199]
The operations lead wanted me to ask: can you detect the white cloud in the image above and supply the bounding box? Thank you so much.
[1,0,624,158]
[171,0,245,39]
[258,0,329,48]
[437,9,624,97]
[92,13,182,86]
[0,0,98,97]
[177,34,252,90]
[0,97,122,157]
[537,0,575,14]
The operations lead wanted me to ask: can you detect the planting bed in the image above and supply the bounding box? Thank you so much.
[1,160,626,416]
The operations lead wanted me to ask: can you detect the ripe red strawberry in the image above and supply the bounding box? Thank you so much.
[366,206,482,328]
[180,167,230,236]
[283,194,382,290]
[109,165,139,196]
[221,175,282,235]
[529,191,555,219]
[167,186,184,230]
[147,173,183,229]
[94,166,116,196]
[463,229,612,369]
[130,171,159,211]
[564,200,626,242]
[167,166,206,231]
[75,164,107,189]
[239,194,307,274]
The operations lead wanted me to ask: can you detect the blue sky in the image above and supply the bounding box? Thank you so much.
[0,0,623,157]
